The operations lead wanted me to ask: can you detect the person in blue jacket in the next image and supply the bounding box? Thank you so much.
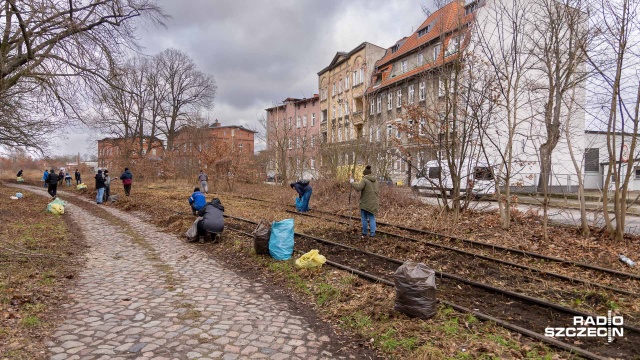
[189,187,207,215]
[42,168,49,187]
[290,180,312,212]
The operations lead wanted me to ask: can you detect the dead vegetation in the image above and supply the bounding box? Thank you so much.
[0,183,82,360]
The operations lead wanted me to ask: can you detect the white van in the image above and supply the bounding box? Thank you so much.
[411,160,496,198]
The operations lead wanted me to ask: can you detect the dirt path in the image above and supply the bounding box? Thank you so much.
[15,185,363,360]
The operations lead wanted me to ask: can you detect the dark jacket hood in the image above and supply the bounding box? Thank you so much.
[210,198,224,212]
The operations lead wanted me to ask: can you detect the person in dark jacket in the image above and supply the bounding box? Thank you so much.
[16,169,23,177]
[74,169,82,185]
[189,187,207,215]
[290,180,312,212]
[194,198,225,242]
[350,165,379,239]
[47,168,59,198]
[119,168,133,196]
[95,170,106,204]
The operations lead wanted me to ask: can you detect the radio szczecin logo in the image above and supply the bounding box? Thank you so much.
[545,310,623,343]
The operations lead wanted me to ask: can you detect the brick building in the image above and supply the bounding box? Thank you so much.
[173,120,256,176]
[97,137,164,171]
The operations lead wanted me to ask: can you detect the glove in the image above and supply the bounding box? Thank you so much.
[349,178,354,183]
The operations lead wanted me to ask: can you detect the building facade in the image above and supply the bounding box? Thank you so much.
[265,95,320,181]
[97,137,164,171]
[173,120,256,176]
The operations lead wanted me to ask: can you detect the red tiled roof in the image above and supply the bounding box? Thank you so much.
[369,0,474,92]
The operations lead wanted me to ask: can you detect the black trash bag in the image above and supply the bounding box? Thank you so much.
[252,220,271,255]
[394,261,437,319]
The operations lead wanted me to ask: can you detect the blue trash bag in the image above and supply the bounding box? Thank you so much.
[269,218,294,260]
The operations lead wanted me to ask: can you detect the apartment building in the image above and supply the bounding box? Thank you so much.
[362,0,476,184]
[97,136,164,170]
[265,95,320,181]
[317,42,386,172]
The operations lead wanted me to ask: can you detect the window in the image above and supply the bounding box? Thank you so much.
[418,25,430,37]
[388,93,393,110]
[289,117,292,128]
[296,137,300,148]
[419,81,426,101]
[446,35,464,56]
[408,85,415,104]
[428,167,441,179]
[338,128,342,142]
[419,118,425,136]
[636,167,640,179]
[304,115,309,127]
[239,143,244,151]
[311,113,316,126]
[392,44,400,53]
[387,124,393,138]
[585,148,599,172]
[439,77,446,97]
[417,52,424,65]
[433,43,441,61]
[332,83,336,96]
[296,116,301,128]
[377,96,382,113]
[359,68,364,84]
[345,103,349,115]
[396,89,402,108]
[370,99,375,114]
[332,106,336,119]
[369,127,373,142]
[345,76,349,90]
[311,158,316,169]
[288,139,292,149]
[376,127,381,141]
[396,126,401,139]
[152,149,157,156]
[353,71,357,86]
[408,119,414,138]
[401,60,407,73]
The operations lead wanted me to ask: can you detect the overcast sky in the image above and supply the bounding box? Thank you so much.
[56,0,429,157]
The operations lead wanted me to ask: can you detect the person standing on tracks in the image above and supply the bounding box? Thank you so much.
[46,168,60,198]
[95,169,106,204]
[119,167,133,196]
[290,179,312,212]
[197,170,209,194]
[350,165,379,239]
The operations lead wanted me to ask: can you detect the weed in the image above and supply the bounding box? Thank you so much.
[465,314,478,325]
[607,300,620,310]
[340,311,372,331]
[20,315,41,327]
[439,305,455,317]
[316,282,339,306]
[177,309,202,320]
[488,334,520,350]
[443,317,459,335]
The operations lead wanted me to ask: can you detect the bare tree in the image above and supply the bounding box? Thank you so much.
[0,0,165,151]
[585,0,640,241]
[156,48,216,151]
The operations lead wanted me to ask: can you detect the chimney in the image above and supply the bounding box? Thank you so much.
[212,119,221,127]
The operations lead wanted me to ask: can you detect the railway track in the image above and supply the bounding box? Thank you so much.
[222,216,638,360]
[218,193,640,294]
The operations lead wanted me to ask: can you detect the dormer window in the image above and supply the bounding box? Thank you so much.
[392,44,400,53]
[417,25,431,38]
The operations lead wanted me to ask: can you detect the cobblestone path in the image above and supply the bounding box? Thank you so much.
[18,186,347,360]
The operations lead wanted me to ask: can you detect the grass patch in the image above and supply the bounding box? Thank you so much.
[20,316,41,328]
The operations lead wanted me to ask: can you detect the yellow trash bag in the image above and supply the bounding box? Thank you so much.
[76,183,87,190]
[295,249,327,269]
[49,204,64,215]
[16,176,24,182]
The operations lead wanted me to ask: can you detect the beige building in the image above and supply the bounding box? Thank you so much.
[317,42,386,146]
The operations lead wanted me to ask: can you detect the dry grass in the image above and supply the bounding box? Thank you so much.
[0,183,80,360]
